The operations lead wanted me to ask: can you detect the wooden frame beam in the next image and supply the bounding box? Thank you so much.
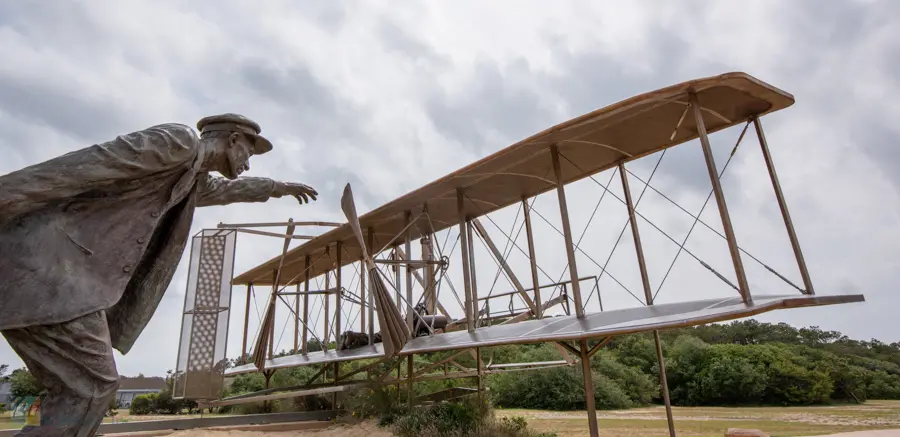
[753,116,814,295]
[551,144,585,318]
[690,91,751,304]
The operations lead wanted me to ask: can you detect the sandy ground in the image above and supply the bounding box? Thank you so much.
[800,432,900,437]
[165,421,393,437]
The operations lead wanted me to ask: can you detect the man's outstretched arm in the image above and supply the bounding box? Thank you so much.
[197,175,317,207]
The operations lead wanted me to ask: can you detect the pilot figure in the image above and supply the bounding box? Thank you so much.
[0,114,317,436]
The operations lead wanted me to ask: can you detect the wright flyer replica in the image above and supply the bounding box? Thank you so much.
[173,72,865,436]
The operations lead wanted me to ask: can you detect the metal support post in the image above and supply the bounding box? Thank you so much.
[302,256,310,354]
[360,258,366,333]
[654,330,676,437]
[458,189,476,332]
[393,245,401,304]
[405,212,414,330]
[522,198,542,318]
[476,347,484,404]
[323,249,331,351]
[268,270,277,359]
[579,339,599,437]
[368,228,375,340]
[293,283,300,354]
[753,116,814,294]
[336,242,342,339]
[551,145,584,317]
[241,285,251,363]
[395,246,402,400]
[619,162,675,437]
[422,232,436,314]
[407,355,414,409]
[689,91,752,304]
[467,220,479,326]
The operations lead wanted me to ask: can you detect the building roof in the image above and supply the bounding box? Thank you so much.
[118,376,167,391]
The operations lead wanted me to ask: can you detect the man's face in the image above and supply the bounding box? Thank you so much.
[219,132,255,179]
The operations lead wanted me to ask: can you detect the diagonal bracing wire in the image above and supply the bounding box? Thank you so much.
[528,206,647,304]
[585,149,668,306]
[555,152,740,293]
[569,166,621,307]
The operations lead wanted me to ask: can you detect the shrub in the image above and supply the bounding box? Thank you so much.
[129,394,155,415]
[391,396,489,437]
[388,396,555,437]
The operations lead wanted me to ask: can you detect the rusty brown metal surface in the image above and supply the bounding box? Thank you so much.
[232,72,795,286]
[224,293,863,376]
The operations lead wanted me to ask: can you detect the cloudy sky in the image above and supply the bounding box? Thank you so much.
[1,0,898,378]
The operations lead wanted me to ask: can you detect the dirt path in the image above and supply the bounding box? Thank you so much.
[166,421,393,437]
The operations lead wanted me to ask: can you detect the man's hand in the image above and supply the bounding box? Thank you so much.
[273,181,318,204]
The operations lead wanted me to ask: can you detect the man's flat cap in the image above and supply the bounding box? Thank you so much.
[197,113,273,154]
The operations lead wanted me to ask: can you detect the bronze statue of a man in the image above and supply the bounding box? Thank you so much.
[0,114,318,436]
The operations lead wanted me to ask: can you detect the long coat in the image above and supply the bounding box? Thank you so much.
[0,123,277,354]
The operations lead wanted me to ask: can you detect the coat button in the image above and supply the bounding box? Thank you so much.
[123,265,132,273]
[137,237,146,244]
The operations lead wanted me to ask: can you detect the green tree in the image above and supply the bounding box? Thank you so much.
[9,368,43,399]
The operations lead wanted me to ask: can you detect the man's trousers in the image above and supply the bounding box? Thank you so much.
[2,310,120,437]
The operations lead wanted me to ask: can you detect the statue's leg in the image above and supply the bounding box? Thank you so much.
[1,311,119,437]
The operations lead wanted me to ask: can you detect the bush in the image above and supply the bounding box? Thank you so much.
[388,396,555,437]
[129,394,155,415]
[391,396,489,437]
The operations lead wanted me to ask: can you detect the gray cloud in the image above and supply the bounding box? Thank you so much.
[1,1,898,378]
[425,57,558,154]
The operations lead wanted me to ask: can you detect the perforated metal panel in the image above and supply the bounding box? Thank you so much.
[173,229,236,400]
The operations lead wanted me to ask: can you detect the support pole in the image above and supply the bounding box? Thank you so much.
[360,258,366,333]
[368,228,375,340]
[467,220,479,326]
[476,347,484,405]
[324,248,331,351]
[336,241,342,340]
[407,355,414,409]
[458,189,476,332]
[241,285,251,363]
[522,198,542,319]
[619,163,676,437]
[293,283,300,354]
[268,270,277,359]
[393,245,401,304]
[405,212,414,330]
[302,256,310,354]
[551,145,585,317]
[422,231,436,315]
[753,116,814,295]
[689,91,752,304]
[395,245,402,400]
[579,339,599,437]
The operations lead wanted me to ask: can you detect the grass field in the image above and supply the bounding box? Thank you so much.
[497,400,900,437]
[2,400,899,436]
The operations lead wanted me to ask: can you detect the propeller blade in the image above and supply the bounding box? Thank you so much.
[340,183,371,263]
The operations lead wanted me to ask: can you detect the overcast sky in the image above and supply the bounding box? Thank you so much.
[1,1,898,378]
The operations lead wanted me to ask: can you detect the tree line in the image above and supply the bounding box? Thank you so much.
[221,320,900,413]
[3,319,899,414]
